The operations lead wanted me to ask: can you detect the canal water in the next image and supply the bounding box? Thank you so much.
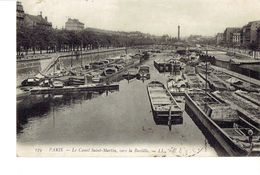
[17,53,220,156]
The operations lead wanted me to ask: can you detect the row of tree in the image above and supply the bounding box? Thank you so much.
[17,25,179,55]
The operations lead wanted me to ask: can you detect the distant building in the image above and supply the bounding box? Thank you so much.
[232,31,242,47]
[216,33,223,45]
[65,18,84,31]
[16,1,25,28]
[242,21,260,47]
[223,27,241,45]
[24,12,52,29]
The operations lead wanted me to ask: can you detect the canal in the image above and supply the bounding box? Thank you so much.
[17,53,220,156]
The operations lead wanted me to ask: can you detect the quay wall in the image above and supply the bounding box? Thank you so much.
[17,48,136,85]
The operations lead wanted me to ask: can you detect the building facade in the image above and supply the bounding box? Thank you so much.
[24,12,52,29]
[232,31,242,47]
[65,18,84,31]
[216,33,223,45]
[17,1,25,28]
[223,27,241,45]
[242,21,260,47]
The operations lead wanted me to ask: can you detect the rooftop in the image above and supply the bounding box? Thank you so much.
[25,14,52,26]
[66,18,84,25]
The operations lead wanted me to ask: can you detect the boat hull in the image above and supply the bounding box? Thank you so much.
[152,110,183,125]
[184,93,259,156]
[136,73,150,80]
[147,81,183,126]
[154,60,181,73]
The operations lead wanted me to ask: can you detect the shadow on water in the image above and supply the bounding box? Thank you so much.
[17,90,118,134]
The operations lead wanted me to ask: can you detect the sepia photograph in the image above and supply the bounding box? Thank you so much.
[16,0,260,157]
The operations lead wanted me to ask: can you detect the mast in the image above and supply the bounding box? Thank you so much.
[205,45,208,93]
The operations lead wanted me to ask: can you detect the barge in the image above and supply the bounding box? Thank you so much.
[235,91,260,106]
[136,65,150,80]
[183,72,206,90]
[212,91,260,130]
[185,91,260,156]
[198,73,229,91]
[166,74,187,96]
[154,58,181,73]
[147,81,183,127]
[122,67,138,80]
[30,83,119,95]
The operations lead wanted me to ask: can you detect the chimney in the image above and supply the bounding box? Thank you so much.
[178,25,180,40]
[39,11,42,16]
[45,16,48,21]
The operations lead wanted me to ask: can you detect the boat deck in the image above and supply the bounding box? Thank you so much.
[148,82,181,112]
[185,91,260,156]
[213,91,260,127]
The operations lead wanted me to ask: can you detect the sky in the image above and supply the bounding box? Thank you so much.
[20,0,260,37]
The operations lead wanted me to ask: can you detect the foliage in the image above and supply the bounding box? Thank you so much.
[17,26,180,54]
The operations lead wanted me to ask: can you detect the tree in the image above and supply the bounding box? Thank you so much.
[17,25,166,57]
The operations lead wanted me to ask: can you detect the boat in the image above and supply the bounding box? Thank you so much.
[147,81,183,126]
[51,79,64,88]
[154,58,181,73]
[103,67,117,76]
[198,72,229,91]
[137,65,150,80]
[67,76,85,86]
[102,60,110,65]
[167,77,187,95]
[122,68,138,80]
[185,91,260,156]
[196,62,213,74]
[212,91,260,129]
[30,83,119,95]
[115,64,124,71]
[183,66,206,90]
[90,61,105,69]
[231,81,260,93]
[107,63,117,68]
[21,77,41,86]
[92,75,102,83]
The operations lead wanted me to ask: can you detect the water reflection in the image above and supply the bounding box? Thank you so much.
[17,90,117,134]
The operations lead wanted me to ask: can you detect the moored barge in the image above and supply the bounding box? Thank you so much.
[136,65,150,80]
[122,68,138,80]
[30,83,119,95]
[147,81,183,126]
[166,74,187,96]
[185,91,260,156]
[154,58,181,73]
[212,91,260,130]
